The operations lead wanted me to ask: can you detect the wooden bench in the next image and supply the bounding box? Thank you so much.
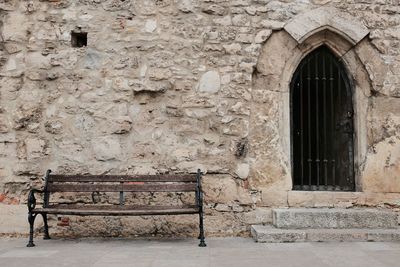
[27,169,206,247]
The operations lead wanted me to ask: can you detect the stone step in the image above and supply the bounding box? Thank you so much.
[251,225,400,243]
[273,208,398,229]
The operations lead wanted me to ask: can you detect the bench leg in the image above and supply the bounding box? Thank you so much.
[27,212,37,247]
[198,211,206,247]
[42,213,51,240]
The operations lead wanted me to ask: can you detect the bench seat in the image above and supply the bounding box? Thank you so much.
[33,205,199,216]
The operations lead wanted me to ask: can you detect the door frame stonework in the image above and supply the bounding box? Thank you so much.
[249,7,387,197]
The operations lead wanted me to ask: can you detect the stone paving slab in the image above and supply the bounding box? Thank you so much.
[0,238,399,267]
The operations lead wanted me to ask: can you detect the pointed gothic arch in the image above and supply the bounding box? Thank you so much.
[290,45,355,191]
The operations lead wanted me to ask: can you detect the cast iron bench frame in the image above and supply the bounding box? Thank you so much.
[27,169,206,247]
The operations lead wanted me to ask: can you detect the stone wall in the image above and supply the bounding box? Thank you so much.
[0,0,399,237]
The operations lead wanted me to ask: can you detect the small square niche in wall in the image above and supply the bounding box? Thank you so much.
[71,31,87,48]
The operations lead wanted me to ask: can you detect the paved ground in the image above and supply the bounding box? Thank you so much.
[0,237,399,267]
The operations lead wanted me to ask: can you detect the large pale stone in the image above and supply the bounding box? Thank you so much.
[198,71,220,93]
[84,49,103,69]
[144,19,157,33]
[202,4,225,16]
[255,30,299,79]
[0,143,15,157]
[261,188,288,207]
[3,52,25,73]
[25,138,46,160]
[287,191,314,207]
[234,163,249,180]
[2,13,30,42]
[0,115,10,133]
[172,148,196,162]
[178,0,195,13]
[203,175,253,205]
[111,116,132,134]
[260,20,285,30]
[251,225,306,243]
[223,43,242,54]
[362,136,400,193]
[148,68,172,81]
[25,52,51,69]
[255,29,272,44]
[92,136,122,161]
[242,208,272,225]
[355,39,389,92]
[132,80,172,93]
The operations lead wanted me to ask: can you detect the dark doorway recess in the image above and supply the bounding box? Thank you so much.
[290,46,355,191]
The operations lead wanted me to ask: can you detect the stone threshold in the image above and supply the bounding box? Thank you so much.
[261,189,400,209]
[251,224,400,243]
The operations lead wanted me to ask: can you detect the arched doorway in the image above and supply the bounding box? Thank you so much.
[290,46,355,191]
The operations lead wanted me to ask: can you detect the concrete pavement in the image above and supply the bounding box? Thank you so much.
[0,237,399,267]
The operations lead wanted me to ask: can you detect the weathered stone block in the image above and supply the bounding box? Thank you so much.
[284,6,369,45]
[234,163,249,180]
[25,138,46,160]
[111,116,132,134]
[0,116,10,133]
[203,175,253,205]
[255,29,272,43]
[148,68,172,81]
[178,0,196,13]
[202,4,226,16]
[260,188,288,207]
[362,136,400,193]
[197,71,220,93]
[252,225,400,243]
[251,225,306,243]
[273,208,398,229]
[2,13,30,42]
[287,191,314,207]
[44,120,63,134]
[92,136,122,161]
[242,208,272,225]
[84,49,103,70]
[132,80,172,93]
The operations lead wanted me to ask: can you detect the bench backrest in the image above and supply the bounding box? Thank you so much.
[47,174,198,192]
[42,170,202,206]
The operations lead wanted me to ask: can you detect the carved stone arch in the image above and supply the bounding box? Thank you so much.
[284,6,369,46]
[249,7,383,194]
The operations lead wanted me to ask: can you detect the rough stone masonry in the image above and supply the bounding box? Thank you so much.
[0,0,399,237]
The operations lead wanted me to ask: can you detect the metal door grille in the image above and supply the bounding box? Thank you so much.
[291,46,355,191]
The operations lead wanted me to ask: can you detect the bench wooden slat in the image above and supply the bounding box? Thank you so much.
[33,207,199,216]
[47,183,197,192]
[37,204,198,211]
[49,174,197,183]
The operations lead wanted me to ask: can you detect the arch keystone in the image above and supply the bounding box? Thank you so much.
[284,7,369,46]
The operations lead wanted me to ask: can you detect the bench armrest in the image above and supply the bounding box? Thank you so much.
[198,190,204,207]
[27,189,44,212]
[196,169,204,210]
